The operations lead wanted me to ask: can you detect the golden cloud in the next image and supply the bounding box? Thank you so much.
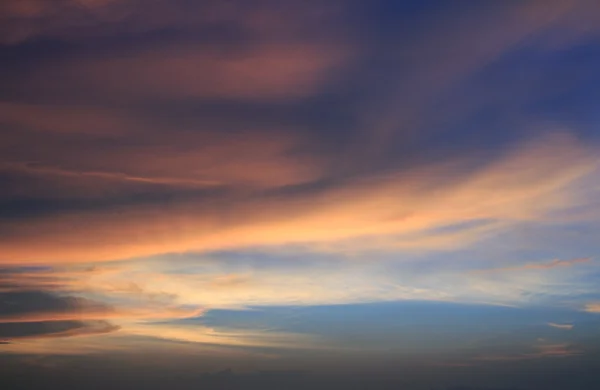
[0,305,204,324]
[0,132,597,264]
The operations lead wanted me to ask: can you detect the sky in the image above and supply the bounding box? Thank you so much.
[1,1,600,389]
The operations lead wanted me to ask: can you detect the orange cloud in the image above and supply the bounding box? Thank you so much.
[25,42,349,102]
[584,303,600,313]
[0,275,204,324]
[0,132,597,265]
[0,264,131,292]
[0,262,437,309]
[0,306,203,324]
[2,162,222,189]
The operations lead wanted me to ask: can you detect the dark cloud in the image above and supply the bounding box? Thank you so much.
[0,0,599,264]
[0,288,119,341]
[0,319,117,341]
[0,290,111,318]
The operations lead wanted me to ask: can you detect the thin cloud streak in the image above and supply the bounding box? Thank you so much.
[2,162,223,188]
[2,244,596,313]
[1,1,600,379]
[0,320,120,342]
[473,257,592,274]
[0,306,204,324]
[547,323,574,330]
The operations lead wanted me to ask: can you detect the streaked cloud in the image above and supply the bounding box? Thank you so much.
[473,342,582,362]
[0,290,121,343]
[0,305,203,324]
[584,303,600,313]
[1,132,598,264]
[547,323,574,330]
[37,43,348,100]
[473,257,592,274]
[0,286,200,345]
[2,242,597,314]
[0,0,346,45]
[1,1,600,383]
[122,322,333,351]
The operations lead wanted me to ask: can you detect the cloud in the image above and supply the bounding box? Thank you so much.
[0,0,600,367]
[1,243,594,313]
[0,305,204,324]
[532,342,582,358]
[0,287,202,344]
[2,1,600,267]
[122,322,332,351]
[0,320,119,341]
[473,342,582,362]
[473,257,592,274]
[0,132,597,264]
[0,0,126,44]
[547,323,574,330]
[0,0,346,45]
[19,42,349,104]
[1,261,447,310]
[0,265,130,292]
[0,277,202,354]
[0,1,351,109]
[0,109,322,195]
[584,303,600,313]
[0,289,122,342]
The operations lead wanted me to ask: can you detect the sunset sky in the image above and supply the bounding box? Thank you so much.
[2,1,600,389]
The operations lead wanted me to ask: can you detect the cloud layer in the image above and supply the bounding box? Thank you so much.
[1,2,600,383]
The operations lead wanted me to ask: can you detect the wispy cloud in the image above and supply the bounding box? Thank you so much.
[584,303,600,313]
[473,257,592,274]
[1,0,600,370]
[1,132,598,264]
[0,320,120,343]
[122,322,333,351]
[0,281,202,344]
[44,43,348,100]
[2,161,223,188]
[0,305,204,324]
[547,322,574,330]
[2,244,596,315]
[473,342,582,362]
